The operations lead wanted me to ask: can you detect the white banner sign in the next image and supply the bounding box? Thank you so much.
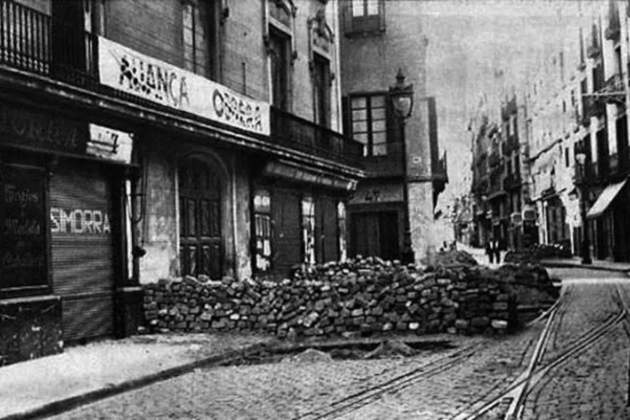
[98,36,270,136]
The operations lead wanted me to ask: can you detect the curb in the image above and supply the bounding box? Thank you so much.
[0,341,275,420]
[540,262,630,275]
[1,334,458,420]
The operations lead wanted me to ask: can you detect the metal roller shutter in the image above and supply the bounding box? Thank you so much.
[50,166,115,342]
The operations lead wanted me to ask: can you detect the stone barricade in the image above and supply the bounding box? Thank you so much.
[142,258,555,340]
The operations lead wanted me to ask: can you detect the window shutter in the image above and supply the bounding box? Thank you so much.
[342,1,353,35]
[385,93,396,143]
[342,96,351,137]
[378,0,386,32]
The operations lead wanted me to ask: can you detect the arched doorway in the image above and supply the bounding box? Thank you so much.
[178,156,222,279]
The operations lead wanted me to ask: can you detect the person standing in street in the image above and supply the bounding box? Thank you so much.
[493,238,501,264]
[485,238,494,264]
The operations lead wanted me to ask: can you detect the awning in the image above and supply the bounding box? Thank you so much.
[586,178,628,219]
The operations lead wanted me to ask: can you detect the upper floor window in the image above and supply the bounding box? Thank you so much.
[349,94,388,156]
[313,53,331,128]
[343,0,385,35]
[352,0,379,17]
[269,28,291,110]
[182,0,212,77]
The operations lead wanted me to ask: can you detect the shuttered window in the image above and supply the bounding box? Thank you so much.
[182,0,212,77]
[269,28,291,111]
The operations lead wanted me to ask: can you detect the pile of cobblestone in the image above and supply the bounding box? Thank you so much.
[428,249,478,267]
[141,257,556,340]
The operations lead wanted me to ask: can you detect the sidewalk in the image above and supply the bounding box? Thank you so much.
[457,242,630,274]
[539,257,630,274]
[455,242,506,269]
[0,333,274,420]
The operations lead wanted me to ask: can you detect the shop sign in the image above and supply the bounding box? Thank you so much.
[88,124,133,164]
[263,161,356,190]
[0,103,84,154]
[50,207,111,235]
[98,37,270,136]
[522,207,537,221]
[510,212,523,225]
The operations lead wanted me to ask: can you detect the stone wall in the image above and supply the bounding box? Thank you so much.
[0,296,63,366]
[142,258,555,340]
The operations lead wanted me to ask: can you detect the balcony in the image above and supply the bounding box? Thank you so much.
[355,140,405,177]
[595,73,626,105]
[0,0,362,169]
[580,96,606,126]
[503,173,521,190]
[0,0,99,88]
[488,151,501,168]
[270,107,363,167]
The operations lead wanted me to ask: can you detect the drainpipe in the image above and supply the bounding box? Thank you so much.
[231,155,239,279]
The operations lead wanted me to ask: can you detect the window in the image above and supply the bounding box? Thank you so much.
[344,0,384,34]
[253,190,272,272]
[182,0,212,77]
[269,28,291,110]
[1,164,48,294]
[565,147,570,167]
[301,196,316,265]
[350,94,387,156]
[313,54,331,127]
[337,202,347,262]
[352,0,379,17]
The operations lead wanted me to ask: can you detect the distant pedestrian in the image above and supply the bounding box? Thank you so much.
[493,238,501,264]
[485,240,494,264]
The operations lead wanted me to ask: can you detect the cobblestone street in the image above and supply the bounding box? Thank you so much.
[46,267,630,420]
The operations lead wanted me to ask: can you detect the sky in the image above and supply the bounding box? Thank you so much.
[412,0,593,212]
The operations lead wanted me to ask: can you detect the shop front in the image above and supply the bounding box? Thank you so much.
[252,159,355,279]
[0,101,138,363]
[586,178,630,261]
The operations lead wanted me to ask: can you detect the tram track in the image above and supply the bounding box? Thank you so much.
[298,281,629,420]
[457,283,629,420]
[295,343,486,420]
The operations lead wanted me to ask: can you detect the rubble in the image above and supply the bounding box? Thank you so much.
[142,257,557,340]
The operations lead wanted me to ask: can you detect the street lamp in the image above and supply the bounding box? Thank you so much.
[389,68,414,264]
[574,145,592,265]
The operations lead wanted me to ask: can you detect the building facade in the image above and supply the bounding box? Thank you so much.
[523,0,630,262]
[0,0,363,364]
[338,0,447,263]
[469,92,533,251]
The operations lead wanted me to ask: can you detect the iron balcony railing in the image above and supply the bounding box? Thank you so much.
[503,173,521,190]
[488,150,501,168]
[270,107,364,167]
[357,140,405,177]
[0,0,362,168]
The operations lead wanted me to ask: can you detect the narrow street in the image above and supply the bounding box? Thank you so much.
[50,267,630,420]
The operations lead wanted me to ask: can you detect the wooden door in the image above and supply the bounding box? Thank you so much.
[378,211,399,261]
[179,158,222,279]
